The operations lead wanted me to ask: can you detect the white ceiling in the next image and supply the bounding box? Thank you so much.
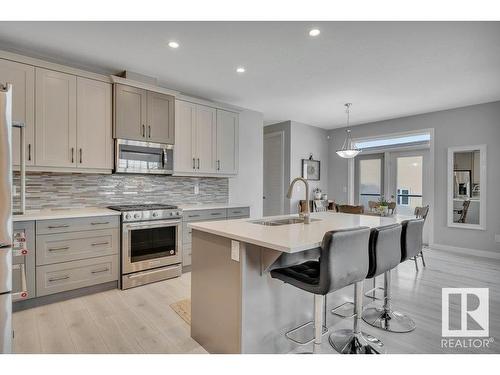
[0,21,499,129]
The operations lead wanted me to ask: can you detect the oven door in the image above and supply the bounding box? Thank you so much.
[115,139,174,175]
[122,219,181,274]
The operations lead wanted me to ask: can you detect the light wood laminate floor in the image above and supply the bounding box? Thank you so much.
[13,248,500,354]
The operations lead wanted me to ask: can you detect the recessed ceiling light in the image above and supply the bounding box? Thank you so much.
[309,28,320,37]
[168,41,180,49]
[236,67,246,73]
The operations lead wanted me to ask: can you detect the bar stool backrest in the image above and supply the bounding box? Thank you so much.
[319,227,370,295]
[366,224,402,278]
[400,219,425,262]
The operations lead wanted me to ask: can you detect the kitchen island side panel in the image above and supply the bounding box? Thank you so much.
[191,230,242,354]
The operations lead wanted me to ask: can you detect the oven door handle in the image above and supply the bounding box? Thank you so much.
[123,219,181,230]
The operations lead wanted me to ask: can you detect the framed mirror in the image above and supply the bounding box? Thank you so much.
[447,145,486,230]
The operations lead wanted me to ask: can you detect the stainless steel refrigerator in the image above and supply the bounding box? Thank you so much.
[0,83,13,354]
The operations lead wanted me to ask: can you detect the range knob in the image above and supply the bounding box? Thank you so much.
[169,212,174,216]
[176,211,181,216]
[125,214,131,220]
[134,213,140,219]
[152,212,158,218]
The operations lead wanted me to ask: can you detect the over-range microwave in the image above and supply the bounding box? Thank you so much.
[114,139,174,175]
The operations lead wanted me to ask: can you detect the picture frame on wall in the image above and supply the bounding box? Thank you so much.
[302,158,320,180]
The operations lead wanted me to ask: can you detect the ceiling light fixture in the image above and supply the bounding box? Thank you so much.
[168,41,180,49]
[336,103,361,159]
[236,67,246,73]
[309,28,321,37]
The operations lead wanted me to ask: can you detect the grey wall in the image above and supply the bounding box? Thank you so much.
[327,101,500,253]
[264,121,329,214]
[289,121,329,213]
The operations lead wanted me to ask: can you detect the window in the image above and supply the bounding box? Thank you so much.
[397,188,410,205]
[354,133,430,151]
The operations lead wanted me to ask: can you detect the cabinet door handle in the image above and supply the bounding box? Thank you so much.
[91,268,110,274]
[91,221,110,225]
[142,124,146,137]
[91,241,109,246]
[71,147,74,163]
[79,148,83,164]
[197,158,200,169]
[192,158,196,169]
[28,144,31,161]
[210,212,222,216]
[49,275,70,282]
[148,125,151,138]
[188,214,200,218]
[48,246,70,252]
[47,224,70,229]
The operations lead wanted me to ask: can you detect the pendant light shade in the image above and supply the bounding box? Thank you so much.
[336,103,361,158]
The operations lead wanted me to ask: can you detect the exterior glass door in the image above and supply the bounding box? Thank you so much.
[355,153,384,208]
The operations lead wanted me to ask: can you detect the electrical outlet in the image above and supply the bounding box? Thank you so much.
[194,183,199,195]
[495,234,500,243]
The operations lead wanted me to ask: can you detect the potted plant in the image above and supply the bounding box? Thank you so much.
[313,188,323,200]
[377,196,395,216]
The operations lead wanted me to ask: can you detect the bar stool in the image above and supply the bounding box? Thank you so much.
[270,227,372,354]
[362,219,424,332]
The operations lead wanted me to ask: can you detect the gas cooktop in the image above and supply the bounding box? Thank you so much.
[107,204,178,212]
[108,204,182,222]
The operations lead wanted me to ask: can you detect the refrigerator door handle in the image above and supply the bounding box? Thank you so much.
[12,121,26,215]
[11,263,28,301]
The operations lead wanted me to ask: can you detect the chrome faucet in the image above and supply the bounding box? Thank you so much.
[287,177,310,224]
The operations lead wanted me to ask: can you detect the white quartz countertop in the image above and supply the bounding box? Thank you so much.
[179,203,250,211]
[189,212,414,253]
[13,207,121,222]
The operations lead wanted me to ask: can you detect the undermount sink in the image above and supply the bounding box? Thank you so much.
[251,218,321,226]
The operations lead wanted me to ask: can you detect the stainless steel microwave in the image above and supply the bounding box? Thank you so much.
[114,139,174,175]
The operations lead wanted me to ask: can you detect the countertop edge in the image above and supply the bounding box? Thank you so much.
[13,209,121,222]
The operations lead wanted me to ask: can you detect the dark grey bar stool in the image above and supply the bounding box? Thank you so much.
[362,219,424,332]
[270,227,373,354]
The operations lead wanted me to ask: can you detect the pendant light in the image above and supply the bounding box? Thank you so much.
[336,103,361,158]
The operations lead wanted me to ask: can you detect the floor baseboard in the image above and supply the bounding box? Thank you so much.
[429,243,500,260]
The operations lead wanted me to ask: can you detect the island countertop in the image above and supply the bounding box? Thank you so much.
[189,212,413,253]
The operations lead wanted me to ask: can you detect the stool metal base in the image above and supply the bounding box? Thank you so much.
[362,307,416,333]
[328,329,385,354]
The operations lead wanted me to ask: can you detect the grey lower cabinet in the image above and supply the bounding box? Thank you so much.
[35,215,120,297]
[182,207,250,267]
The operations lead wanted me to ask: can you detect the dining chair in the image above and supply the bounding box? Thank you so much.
[412,204,430,270]
[454,200,471,223]
[368,201,379,212]
[313,200,328,212]
[337,204,364,214]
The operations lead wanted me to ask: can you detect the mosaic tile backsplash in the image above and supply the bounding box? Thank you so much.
[13,172,229,211]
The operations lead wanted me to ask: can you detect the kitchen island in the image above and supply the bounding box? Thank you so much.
[189,211,411,354]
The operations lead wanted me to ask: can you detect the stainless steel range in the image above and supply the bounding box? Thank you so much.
[108,204,182,289]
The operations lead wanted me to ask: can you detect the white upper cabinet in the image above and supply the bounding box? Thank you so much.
[76,77,112,170]
[35,68,77,168]
[114,84,147,141]
[114,83,175,144]
[196,105,217,174]
[174,100,197,172]
[146,91,175,144]
[174,100,239,176]
[0,59,35,166]
[216,110,239,175]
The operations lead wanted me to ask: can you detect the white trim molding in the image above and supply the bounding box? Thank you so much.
[430,243,500,260]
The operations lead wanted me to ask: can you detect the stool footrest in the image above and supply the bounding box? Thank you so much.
[364,286,385,301]
[331,301,355,318]
[285,321,329,346]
